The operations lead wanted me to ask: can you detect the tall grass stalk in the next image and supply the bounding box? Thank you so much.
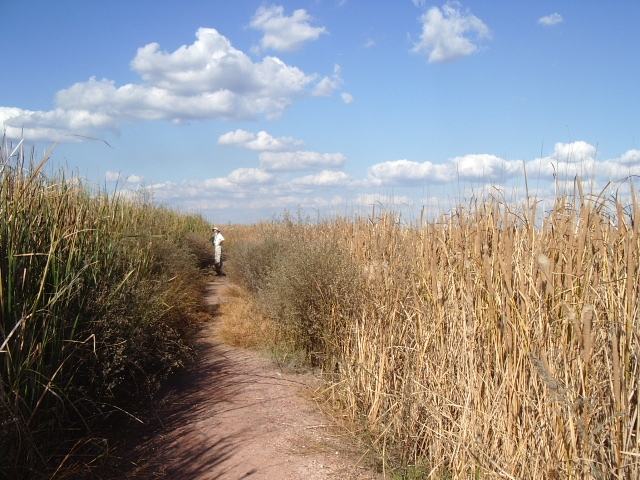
[1,138,213,479]
[230,182,640,478]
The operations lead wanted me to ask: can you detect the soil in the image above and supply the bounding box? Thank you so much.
[110,276,384,480]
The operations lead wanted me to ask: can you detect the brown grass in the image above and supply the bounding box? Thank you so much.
[215,285,279,350]
[225,184,640,479]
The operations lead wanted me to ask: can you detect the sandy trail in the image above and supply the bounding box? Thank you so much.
[117,277,382,479]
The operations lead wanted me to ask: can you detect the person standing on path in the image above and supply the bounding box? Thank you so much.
[211,227,225,276]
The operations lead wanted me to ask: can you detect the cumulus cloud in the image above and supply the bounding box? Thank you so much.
[617,149,640,165]
[126,174,144,183]
[291,170,353,187]
[63,28,316,120]
[217,129,303,151]
[250,5,327,52]
[227,167,274,185]
[452,153,523,180]
[600,155,640,181]
[0,105,118,142]
[538,13,563,26]
[1,27,338,142]
[549,140,596,162]
[312,64,343,97]
[104,170,143,183]
[367,143,623,188]
[105,171,122,182]
[412,2,491,63]
[259,151,347,172]
[369,154,522,186]
[368,159,452,185]
[111,139,640,223]
[526,141,640,183]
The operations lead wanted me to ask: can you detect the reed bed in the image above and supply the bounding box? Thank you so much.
[1,140,213,479]
[229,186,640,479]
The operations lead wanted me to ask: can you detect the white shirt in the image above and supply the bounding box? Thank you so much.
[212,232,225,247]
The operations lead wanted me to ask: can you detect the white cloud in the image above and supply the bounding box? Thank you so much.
[101,171,144,184]
[291,170,353,187]
[227,168,274,185]
[109,139,640,223]
[617,149,640,165]
[217,129,303,151]
[367,145,620,188]
[538,13,563,26]
[217,129,254,146]
[125,174,144,184]
[0,105,118,142]
[313,76,340,97]
[452,153,523,180]
[368,159,452,185]
[549,140,597,162]
[259,151,347,172]
[128,28,317,104]
[354,193,414,207]
[312,64,343,97]
[105,171,122,182]
[341,92,354,104]
[519,141,599,181]
[202,177,237,192]
[2,27,334,141]
[596,159,640,181]
[368,154,522,185]
[250,5,327,52]
[76,28,316,120]
[522,141,640,184]
[412,3,491,63]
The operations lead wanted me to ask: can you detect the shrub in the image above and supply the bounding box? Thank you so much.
[225,224,288,293]
[224,216,363,368]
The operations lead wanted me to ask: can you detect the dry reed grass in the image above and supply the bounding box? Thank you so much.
[228,184,640,479]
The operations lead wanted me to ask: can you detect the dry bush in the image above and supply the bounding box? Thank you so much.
[228,215,363,367]
[225,222,289,292]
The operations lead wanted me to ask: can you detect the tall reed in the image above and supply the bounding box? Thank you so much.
[230,183,640,478]
[0,138,213,479]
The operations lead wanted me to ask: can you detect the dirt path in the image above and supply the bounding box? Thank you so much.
[117,277,383,479]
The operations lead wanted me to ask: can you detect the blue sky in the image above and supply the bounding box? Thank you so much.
[2,1,640,224]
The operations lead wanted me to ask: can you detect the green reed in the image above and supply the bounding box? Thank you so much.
[0,139,213,479]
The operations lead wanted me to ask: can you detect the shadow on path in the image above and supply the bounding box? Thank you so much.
[104,277,381,480]
[105,278,253,479]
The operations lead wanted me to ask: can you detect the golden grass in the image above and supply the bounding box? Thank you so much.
[214,286,279,349]
[226,185,640,479]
